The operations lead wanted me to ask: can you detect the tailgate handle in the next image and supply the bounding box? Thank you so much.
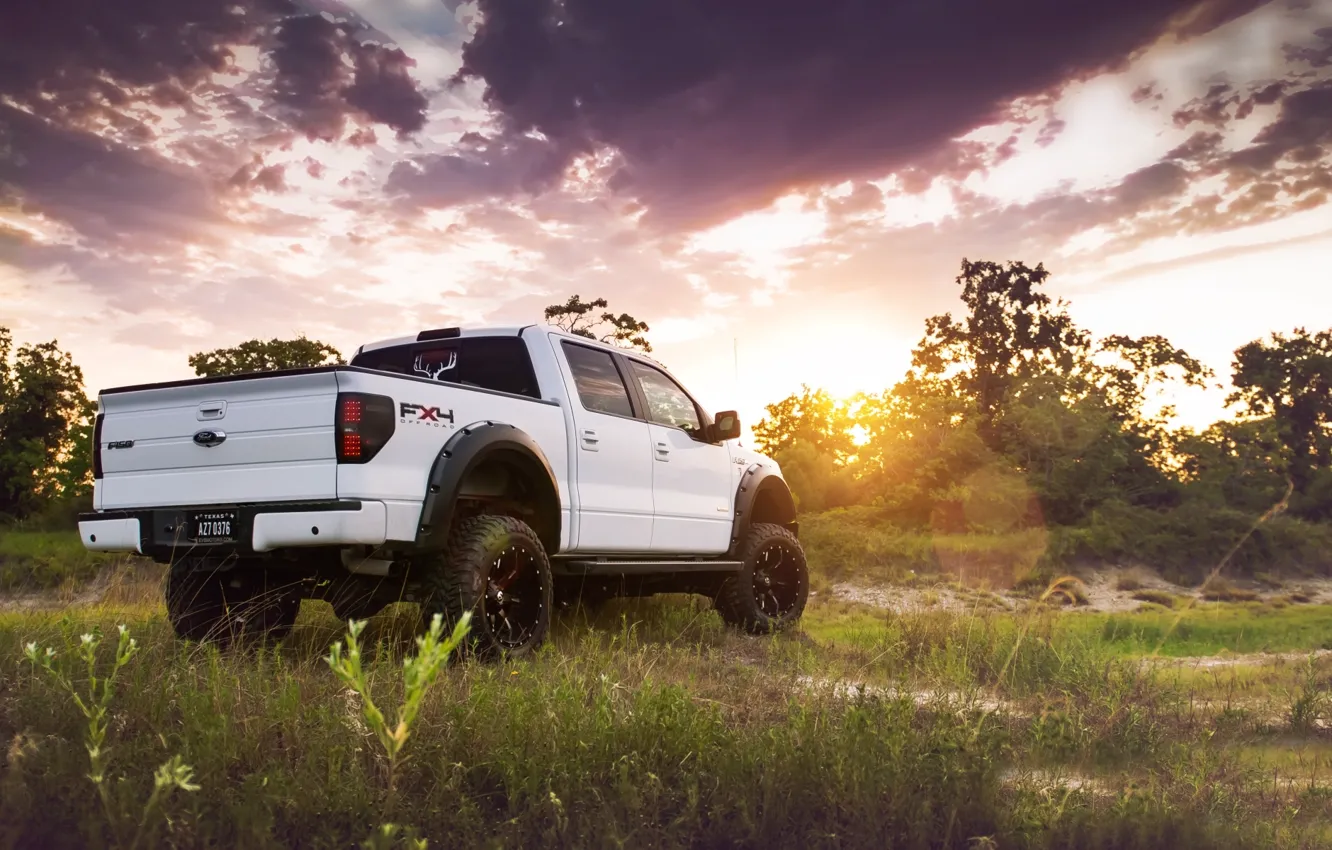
[197,400,227,421]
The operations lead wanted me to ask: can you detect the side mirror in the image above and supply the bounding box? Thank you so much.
[711,410,741,442]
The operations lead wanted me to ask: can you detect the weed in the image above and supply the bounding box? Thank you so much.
[1253,572,1285,590]
[1202,577,1260,603]
[20,622,198,849]
[1132,589,1178,608]
[1117,571,1146,592]
[326,611,472,838]
[1286,655,1330,733]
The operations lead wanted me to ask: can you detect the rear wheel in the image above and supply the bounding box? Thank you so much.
[422,515,553,660]
[715,523,808,634]
[165,557,302,646]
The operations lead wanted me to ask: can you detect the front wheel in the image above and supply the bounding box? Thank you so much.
[422,515,553,660]
[715,523,809,634]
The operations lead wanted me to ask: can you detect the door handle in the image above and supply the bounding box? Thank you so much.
[655,441,670,460]
[581,429,599,451]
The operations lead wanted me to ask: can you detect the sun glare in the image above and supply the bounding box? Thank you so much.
[683,193,828,293]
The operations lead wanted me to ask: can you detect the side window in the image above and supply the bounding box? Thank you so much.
[456,337,539,398]
[629,361,702,433]
[561,342,634,417]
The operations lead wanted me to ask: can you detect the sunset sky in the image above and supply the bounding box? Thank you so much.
[2,0,1330,435]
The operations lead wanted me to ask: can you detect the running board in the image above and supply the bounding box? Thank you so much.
[559,559,744,576]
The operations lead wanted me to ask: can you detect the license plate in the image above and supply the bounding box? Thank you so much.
[190,511,238,543]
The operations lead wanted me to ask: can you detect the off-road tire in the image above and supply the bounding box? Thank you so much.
[165,557,302,646]
[715,523,809,634]
[423,515,553,660]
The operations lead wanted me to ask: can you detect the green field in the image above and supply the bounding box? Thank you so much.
[2,530,1331,849]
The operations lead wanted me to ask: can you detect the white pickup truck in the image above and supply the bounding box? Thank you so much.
[79,325,807,657]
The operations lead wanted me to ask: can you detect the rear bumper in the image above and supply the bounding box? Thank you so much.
[78,500,388,558]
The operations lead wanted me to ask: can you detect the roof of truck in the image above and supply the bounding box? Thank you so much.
[355,325,662,364]
[355,326,532,355]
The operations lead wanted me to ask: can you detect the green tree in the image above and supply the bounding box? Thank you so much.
[544,295,652,353]
[0,328,95,519]
[752,385,857,461]
[188,336,344,377]
[912,258,1091,445]
[1227,327,1332,495]
[1172,418,1290,514]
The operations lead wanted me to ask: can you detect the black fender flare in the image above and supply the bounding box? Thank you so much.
[727,465,799,557]
[414,422,561,553]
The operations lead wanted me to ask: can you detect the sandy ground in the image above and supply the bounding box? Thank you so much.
[826,566,1332,615]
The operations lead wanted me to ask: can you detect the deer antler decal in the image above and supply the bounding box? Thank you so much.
[412,351,458,380]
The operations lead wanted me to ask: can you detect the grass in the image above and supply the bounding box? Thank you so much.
[3,578,1332,848]
[1132,589,1181,608]
[5,522,1332,846]
[802,504,1332,587]
[0,528,125,592]
[801,507,1049,588]
[1201,577,1262,603]
[1072,602,1332,657]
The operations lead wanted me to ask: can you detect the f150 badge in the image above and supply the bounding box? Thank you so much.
[400,402,455,427]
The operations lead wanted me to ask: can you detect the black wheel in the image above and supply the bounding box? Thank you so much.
[715,523,809,634]
[423,515,553,660]
[165,557,302,646]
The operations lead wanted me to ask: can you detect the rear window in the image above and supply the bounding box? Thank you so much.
[351,336,540,399]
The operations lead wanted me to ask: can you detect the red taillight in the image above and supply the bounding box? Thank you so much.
[342,432,362,459]
[335,392,395,464]
[92,412,105,480]
[342,397,362,424]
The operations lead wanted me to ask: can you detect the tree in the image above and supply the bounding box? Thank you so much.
[0,328,95,519]
[912,259,1091,444]
[1227,327,1332,495]
[752,385,857,462]
[544,295,652,353]
[188,336,344,377]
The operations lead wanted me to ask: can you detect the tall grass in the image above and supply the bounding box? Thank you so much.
[0,529,127,591]
[1,596,1328,849]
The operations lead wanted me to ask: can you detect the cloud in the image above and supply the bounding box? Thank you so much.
[450,0,1264,230]
[271,13,430,141]
[0,0,281,132]
[0,105,226,250]
[0,0,431,148]
[385,131,569,207]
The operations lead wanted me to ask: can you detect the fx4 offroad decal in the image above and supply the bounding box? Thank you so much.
[400,402,456,427]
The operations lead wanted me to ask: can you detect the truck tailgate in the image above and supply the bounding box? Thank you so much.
[95,371,340,510]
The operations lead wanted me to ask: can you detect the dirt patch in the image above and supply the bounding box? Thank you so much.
[828,582,1018,614]
[0,562,162,614]
[794,675,1022,716]
[831,568,1331,616]
[1143,649,1332,670]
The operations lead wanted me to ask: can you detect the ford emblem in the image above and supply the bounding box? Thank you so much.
[193,429,227,448]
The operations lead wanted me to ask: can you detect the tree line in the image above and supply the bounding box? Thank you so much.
[750,259,1331,574]
[4,268,1328,574]
[0,296,649,525]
